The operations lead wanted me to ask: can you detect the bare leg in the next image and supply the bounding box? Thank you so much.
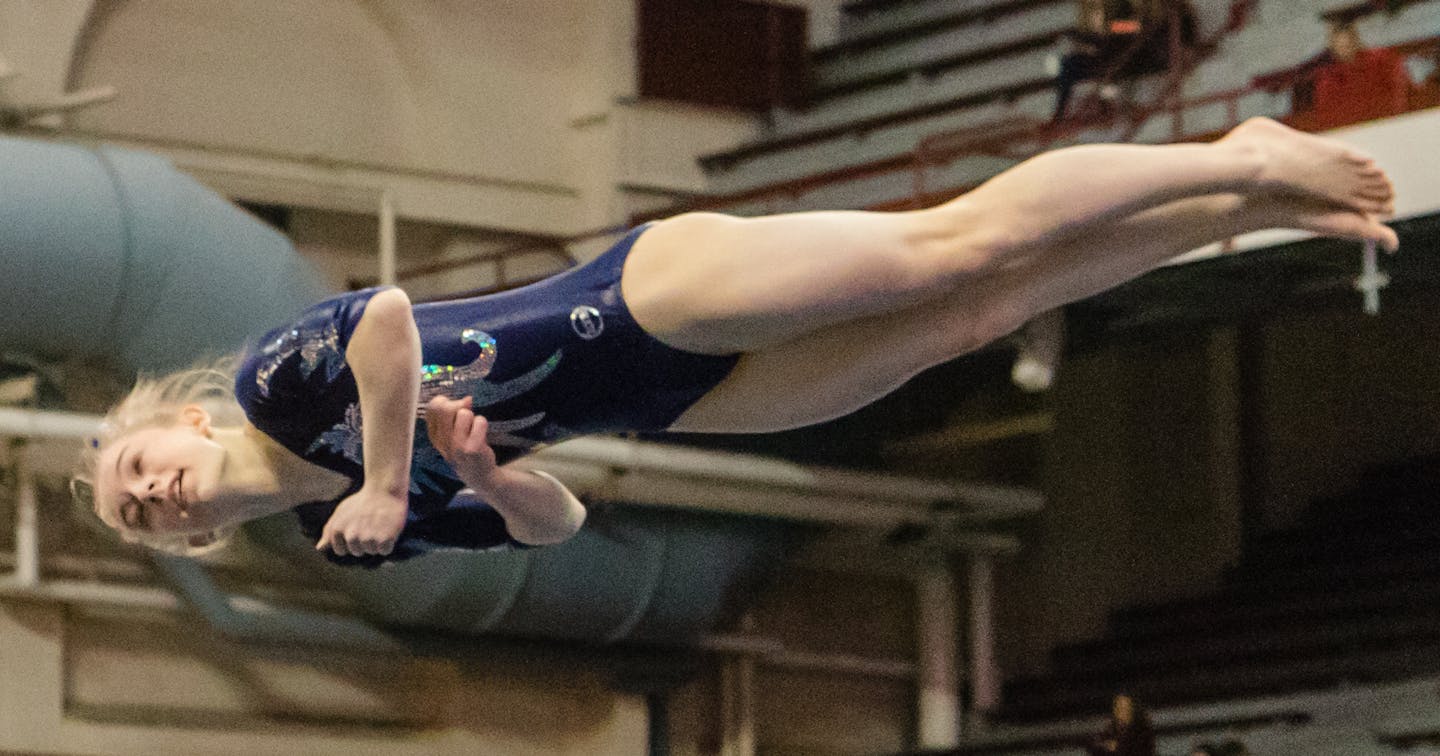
[1011,195,1397,313]
[625,118,1393,356]
[669,192,1392,433]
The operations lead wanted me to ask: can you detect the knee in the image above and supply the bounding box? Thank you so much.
[904,201,1025,286]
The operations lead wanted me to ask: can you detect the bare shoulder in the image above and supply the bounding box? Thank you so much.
[352,287,416,341]
[367,287,412,311]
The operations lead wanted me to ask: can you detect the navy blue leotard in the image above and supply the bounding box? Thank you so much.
[234,224,739,567]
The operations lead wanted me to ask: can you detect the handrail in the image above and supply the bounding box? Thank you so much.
[914,0,1250,201]
[909,34,1440,213]
[375,233,584,288]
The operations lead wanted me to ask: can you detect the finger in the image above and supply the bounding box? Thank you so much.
[463,413,489,454]
[345,529,374,556]
[315,532,330,551]
[452,407,475,453]
[379,539,395,556]
[426,399,455,452]
[331,532,349,557]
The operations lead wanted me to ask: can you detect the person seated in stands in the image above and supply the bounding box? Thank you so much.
[1052,0,1198,122]
[1125,0,1200,75]
[1298,20,1409,129]
[1086,693,1157,756]
[1052,0,1139,122]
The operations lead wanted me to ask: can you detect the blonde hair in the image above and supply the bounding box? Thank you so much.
[72,357,246,556]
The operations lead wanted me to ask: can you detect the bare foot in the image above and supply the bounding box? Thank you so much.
[1223,117,1395,215]
[1255,193,1399,252]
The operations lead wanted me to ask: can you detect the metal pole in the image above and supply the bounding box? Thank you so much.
[0,407,101,440]
[916,560,960,748]
[378,189,397,286]
[13,444,38,588]
[968,553,999,726]
[720,654,757,756]
[720,611,759,756]
[736,654,755,756]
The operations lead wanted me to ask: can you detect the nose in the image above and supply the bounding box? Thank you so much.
[130,475,166,506]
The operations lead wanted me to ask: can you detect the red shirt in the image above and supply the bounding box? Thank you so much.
[1310,47,1410,128]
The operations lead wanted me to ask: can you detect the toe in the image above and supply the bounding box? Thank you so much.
[1379,226,1400,253]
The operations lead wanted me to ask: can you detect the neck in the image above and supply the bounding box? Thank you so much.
[212,425,354,522]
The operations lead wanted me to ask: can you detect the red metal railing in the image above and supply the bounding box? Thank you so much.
[912,0,1254,206]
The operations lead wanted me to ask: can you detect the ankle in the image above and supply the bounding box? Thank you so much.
[1221,139,1267,190]
[1214,133,1269,190]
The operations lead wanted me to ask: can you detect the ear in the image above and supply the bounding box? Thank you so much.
[178,404,214,437]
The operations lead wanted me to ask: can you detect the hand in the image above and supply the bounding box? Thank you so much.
[424,396,501,490]
[316,486,408,556]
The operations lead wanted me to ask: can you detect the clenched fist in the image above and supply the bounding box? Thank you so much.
[424,395,502,489]
[317,487,407,556]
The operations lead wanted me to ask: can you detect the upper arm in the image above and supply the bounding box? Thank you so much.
[352,288,415,342]
[347,288,419,373]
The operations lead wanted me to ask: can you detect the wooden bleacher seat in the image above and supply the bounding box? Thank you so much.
[699,77,1054,172]
[809,31,1069,105]
[820,0,1068,59]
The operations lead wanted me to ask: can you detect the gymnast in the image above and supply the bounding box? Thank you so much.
[75,118,1397,566]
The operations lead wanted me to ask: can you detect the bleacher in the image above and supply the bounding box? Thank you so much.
[683,0,1440,219]
[700,0,1076,210]
[888,458,1440,756]
[1000,457,1440,722]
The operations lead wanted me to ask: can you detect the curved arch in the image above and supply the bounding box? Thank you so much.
[65,1,427,167]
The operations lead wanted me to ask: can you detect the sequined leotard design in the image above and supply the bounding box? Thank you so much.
[234,225,740,567]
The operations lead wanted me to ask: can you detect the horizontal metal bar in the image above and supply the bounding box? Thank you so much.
[700,634,914,679]
[2,408,1043,527]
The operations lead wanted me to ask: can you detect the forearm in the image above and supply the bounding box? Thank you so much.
[469,466,586,545]
[349,289,422,498]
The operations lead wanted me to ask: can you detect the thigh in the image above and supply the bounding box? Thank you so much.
[620,208,991,356]
[666,274,1030,433]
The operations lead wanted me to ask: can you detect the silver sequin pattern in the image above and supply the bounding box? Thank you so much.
[255,322,342,398]
[300,326,565,493]
[418,328,562,446]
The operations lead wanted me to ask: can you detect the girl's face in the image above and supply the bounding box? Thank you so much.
[93,407,228,536]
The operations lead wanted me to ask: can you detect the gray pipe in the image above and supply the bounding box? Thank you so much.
[152,554,407,652]
[0,136,327,370]
[244,505,789,643]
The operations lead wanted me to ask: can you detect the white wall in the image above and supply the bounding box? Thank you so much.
[0,0,93,103]
[68,1,625,192]
[0,0,657,237]
[29,0,763,245]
